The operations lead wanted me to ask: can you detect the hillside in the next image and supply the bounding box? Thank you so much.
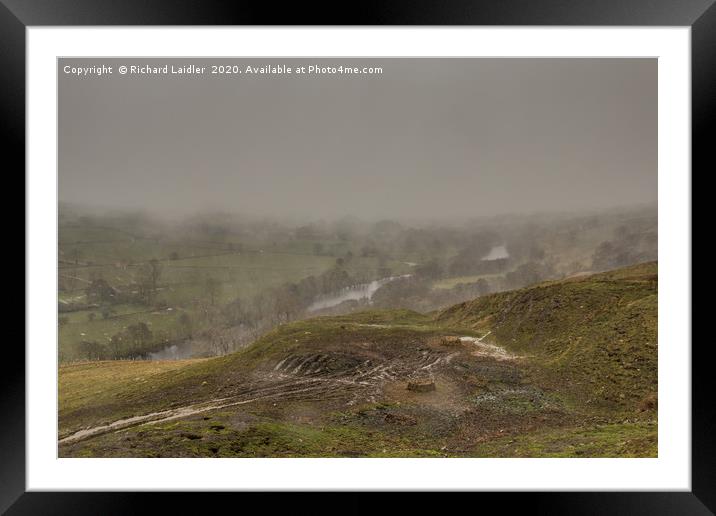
[436,262,657,415]
[59,262,657,458]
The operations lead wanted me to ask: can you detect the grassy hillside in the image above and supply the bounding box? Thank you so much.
[435,262,657,415]
[59,262,657,458]
[59,359,209,418]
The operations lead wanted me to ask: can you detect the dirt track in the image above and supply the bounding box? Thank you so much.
[60,335,512,446]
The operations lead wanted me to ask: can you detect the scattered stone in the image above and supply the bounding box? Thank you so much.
[440,336,462,347]
[384,412,417,426]
[407,379,436,392]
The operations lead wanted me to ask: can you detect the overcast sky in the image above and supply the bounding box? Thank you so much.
[58,58,656,221]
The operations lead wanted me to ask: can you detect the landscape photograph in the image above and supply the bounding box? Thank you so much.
[57,57,657,458]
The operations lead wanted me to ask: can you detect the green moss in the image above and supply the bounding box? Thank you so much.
[67,417,444,458]
[469,422,657,457]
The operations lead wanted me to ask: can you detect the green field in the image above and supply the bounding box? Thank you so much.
[58,222,415,361]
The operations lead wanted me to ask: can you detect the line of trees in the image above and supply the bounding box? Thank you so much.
[72,321,172,361]
[221,265,358,331]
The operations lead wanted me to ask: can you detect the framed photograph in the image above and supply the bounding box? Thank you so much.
[7,0,708,512]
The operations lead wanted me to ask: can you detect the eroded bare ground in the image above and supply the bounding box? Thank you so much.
[59,328,592,458]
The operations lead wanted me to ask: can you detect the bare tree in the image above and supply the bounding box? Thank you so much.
[204,276,221,307]
[138,258,163,305]
[70,247,82,265]
[178,312,193,338]
[206,328,231,356]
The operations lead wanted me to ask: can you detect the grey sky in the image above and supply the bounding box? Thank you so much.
[58,58,656,221]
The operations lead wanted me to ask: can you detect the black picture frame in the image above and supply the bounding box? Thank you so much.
[5,1,708,513]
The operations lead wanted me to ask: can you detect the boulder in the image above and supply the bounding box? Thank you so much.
[407,379,436,392]
[440,336,462,347]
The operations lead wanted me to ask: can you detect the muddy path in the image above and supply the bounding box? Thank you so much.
[59,376,363,445]
[60,335,519,447]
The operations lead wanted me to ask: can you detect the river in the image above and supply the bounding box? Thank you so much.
[148,249,504,360]
[307,274,412,312]
[148,274,411,360]
[482,244,509,261]
[147,340,194,360]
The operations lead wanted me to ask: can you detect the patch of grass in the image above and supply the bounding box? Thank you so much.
[469,422,657,457]
[64,417,444,458]
[432,273,503,290]
[233,310,475,368]
[327,309,430,326]
[59,359,206,415]
[58,358,218,437]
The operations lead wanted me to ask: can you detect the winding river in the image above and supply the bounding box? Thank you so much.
[147,340,194,361]
[148,274,411,360]
[482,244,509,261]
[148,247,508,361]
[307,274,412,312]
